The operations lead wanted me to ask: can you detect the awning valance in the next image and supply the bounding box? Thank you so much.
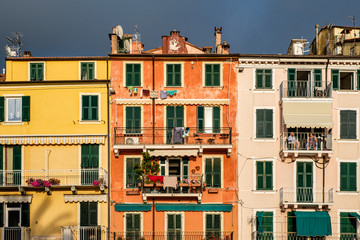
[294,211,332,237]
[64,194,107,203]
[155,99,230,106]
[283,101,333,128]
[155,204,232,212]
[114,204,152,212]
[0,195,32,203]
[0,135,106,145]
[149,149,198,157]
[349,212,360,221]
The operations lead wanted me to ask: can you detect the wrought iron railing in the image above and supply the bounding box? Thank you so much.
[280,80,332,99]
[252,232,360,240]
[61,226,107,240]
[0,227,31,240]
[280,131,332,152]
[280,187,333,204]
[112,231,233,240]
[114,127,232,145]
[0,168,107,187]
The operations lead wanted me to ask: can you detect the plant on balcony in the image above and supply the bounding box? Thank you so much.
[26,178,52,187]
[48,178,60,185]
[93,178,104,186]
[135,152,160,186]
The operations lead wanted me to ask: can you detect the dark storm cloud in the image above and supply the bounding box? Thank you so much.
[0,0,360,69]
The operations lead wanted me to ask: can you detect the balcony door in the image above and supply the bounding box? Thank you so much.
[4,203,29,240]
[80,202,100,240]
[1,146,22,186]
[160,158,189,193]
[166,106,184,144]
[167,213,182,240]
[81,145,99,185]
[296,162,313,203]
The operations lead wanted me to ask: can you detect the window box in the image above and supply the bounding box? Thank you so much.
[179,183,189,188]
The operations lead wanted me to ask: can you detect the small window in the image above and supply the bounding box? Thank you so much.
[332,70,355,90]
[126,107,141,134]
[166,64,181,86]
[126,64,141,87]
[126,158,141,188]
[256,109,273,139]
[80,202,98,226]
[30,63,44,81]
[197,106,220,133]
[0,96,30,123]
[205,214,221,238]
[81,62,95,80]
[167,213,182,238]
[205,157,221,188]
[82,95,99,121]
[205,64,220,86]
[256,161,273,190]
[340,110,357,139]
[256,69,272,89]
[340,162,357,191]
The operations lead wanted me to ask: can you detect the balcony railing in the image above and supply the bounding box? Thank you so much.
[280,131,332,152]
[114,127,232,145]
[0,168,107,187]
[280,187,333,205]
[112,231,233,240]
[252,232,360,240]
[61,226,107,240]
[280,81,332,99]
[0,227,31,240]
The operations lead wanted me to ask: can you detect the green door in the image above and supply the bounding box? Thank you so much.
[81,145,99,185]
[166,106,184,144]
[126,213,141,240]
[167,214,182,240]
[297,162,313,202]
[340,212,357,240]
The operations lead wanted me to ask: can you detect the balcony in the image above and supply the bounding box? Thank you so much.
[112,231,234,240]
[252,232,357,239]
[280,187,333,211]
[0,227,31,240]
[0,168,107,191]
[280,80,332,99]
[280,131,333,160]
[114,127,232,157]
[61,226,107,240]
[139,175,204,203]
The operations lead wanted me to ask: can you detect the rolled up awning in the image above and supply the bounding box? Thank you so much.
[283,101,333,128]
[349,212,360,221]
[114,204,152,212]
[294,211,332,237]
[0,195,32,203]
[155,204,232,212]
[64,194,107,203]
[149,149,198,157]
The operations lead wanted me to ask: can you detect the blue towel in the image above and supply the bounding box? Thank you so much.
[160,91,167,99]
[167,90,177,96]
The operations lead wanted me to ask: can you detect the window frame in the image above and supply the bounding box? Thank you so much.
[28,62,45,81]
[123,61,143,87]
[254,107,275,140]
[79,61,96,80]
[5,97,22,123]
[124,156,142,189]
[79,93,101,123]
[337,160,359,193]
[165,212,184,233]
[202,62,223,87]
[332,69,357,91]
[164,62,184,87]
[339,162,357,192]
[254,209,275,236]
[124,212,143,234]
[79,202,99,227]
[125,106,142,134]
[203,155,223,188]
[255,161,274,191]
[337,210,359,237]
[196,106,221,133]
[254,69,273,90]
[203,212,223,237]
[338,108,359,141]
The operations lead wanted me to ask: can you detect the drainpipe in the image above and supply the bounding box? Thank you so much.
[152,55,155,144]
[315,24,319,55]
[152,199,155,240]
[106,77,111,240]
[323,156,325,203]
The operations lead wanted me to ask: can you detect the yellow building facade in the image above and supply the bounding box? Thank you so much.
[0,57,110,239]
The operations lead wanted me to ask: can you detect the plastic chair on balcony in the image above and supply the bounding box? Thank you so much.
[306,133,317,150]
[207,134,216,144]
[193,133,203,144]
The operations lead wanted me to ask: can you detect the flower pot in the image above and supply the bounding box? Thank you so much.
[191,183,201,187]
[155,182,163,187]
[144,183,154,187]
[179,183,189,187]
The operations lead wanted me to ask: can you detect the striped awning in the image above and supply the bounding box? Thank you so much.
[0,195,32,203]
[155,99,230,106]
[149,149,198,157]
[0,135,106,145]
[115,99,152,105]
[64,194,107,203]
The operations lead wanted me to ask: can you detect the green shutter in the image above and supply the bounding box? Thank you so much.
[256,109,265,138]
[262,212,273,232]
[167,64,181,86]
[126,214,132,231]
[22,96,30,122]
[174,64,181,86]
[13,146,21,170]
[0,97,4,122]
[81,63,87,79]
[134,214,140,231]
[21,203,30,227]
[37,64,43,81]
[82,96,89,120]
[126,64,141,86]
[89,202,98,226]
[349,111,357,139]
[288,69,296,97]
[168,214,175,231]
[0,146,2,171]
[90,145,99,168]
[206,214,212,230]
[256,162,264,190]
[287,212,296,233]
[265,69,272,88]
[126,107,141,133]
[30,63,43,81]
[30,64,36,81]
[205,64,220,86]
[126,64,132,86]
[127,158,140,188]
[213,214,221,230]
[314,69,322,87]
[175,106,184,127]
[213,158,221,187]
[182,158,189,177]
[265,109,273,138]
[197,106,204,133]
[265,162,273,190]
[166,64,173,86]
[256,69,263,88]
[90,96,98,120]
[80,202,89,226]
[88,63,94,80]
[81,145,90,168]
[257,161,272,190]
[205,158,213,187]
[341,110,357,139]
[340,162,357,191]
[340,212,357,234]
[213,107,220,133]
[0,203,3,227]
[213,64,220,86]
[134,64,141,86]
[357,70,360,90]
[134,107,141,132]
[332,69,339,90]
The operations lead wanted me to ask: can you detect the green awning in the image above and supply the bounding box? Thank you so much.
[294,211,332,237]
[349,212,360,221]
[114,204,152,212]
[256,211,264,233]
[155,204,232,212]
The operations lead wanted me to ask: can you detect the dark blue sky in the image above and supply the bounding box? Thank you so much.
[1,0,359,69]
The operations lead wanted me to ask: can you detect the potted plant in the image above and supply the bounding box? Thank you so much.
[190,179,201,188]
[179,178,189,187]
[135,152,160,188]
[48,178,60,185]
[93,178,104,186]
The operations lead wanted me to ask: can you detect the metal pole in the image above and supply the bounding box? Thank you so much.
[152,55,155,145]
[152,199,155,240]
[323,156,325,203]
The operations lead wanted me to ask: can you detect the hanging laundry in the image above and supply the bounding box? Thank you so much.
[140,89,143,98]
[166,90,177,96]
[134,88,138,94]
[128,86,133,95]
[160,91,167,99]
[143,89,150,95]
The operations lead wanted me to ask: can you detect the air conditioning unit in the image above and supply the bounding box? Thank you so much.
[125,137,139,145]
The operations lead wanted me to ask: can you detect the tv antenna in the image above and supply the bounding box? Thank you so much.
[133,24,141,53]
[4,32,23,57]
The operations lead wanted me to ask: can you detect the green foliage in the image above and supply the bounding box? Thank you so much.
[135,152,160,178]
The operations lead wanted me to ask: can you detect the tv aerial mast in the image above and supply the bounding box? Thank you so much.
[4,32,23,57]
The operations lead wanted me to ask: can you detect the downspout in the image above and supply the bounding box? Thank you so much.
[106,59,111,240]
[152,55,155,144]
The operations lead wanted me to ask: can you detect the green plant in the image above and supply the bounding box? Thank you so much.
[135,152,160,179]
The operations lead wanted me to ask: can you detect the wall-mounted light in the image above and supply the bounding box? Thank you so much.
[191,61,194,69]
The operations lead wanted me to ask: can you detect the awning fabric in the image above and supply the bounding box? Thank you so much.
[0,195,32,203]
[294,211,332,236]
[283,101,333,128]
[114,204,152,212]
[349,212,360,221]
[64,194,107,203]
[155,204,232,212]
[149,149,198,157]
[256,211,264,233]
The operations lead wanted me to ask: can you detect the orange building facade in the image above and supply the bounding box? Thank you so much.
[109,27,238,239]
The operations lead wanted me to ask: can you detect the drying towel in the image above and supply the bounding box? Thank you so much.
[167,90,177,96]
[171,127,184,144]
[134,88,138,94]
[143,89,150,95]
[147,175,164,183]
[140,89,143,98]
[160,91,167,99]
[163,176,178,190]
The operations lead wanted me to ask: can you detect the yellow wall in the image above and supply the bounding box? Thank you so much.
[6,59,109,81]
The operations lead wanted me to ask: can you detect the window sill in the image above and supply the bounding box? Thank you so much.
[3,121,25,125]
[335,90,359,94]
[203,86,223,88]
[79,120,102,125]
[253,190,276,194]
[337,139,359,143]
[253,89,275,92]
[336,191,359,195]
[254,138,276,142]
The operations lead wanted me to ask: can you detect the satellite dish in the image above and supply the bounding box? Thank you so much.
[124,39,131,53]
[116,25,124,39]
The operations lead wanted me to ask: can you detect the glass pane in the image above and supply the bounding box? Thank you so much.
[7,99,21,122]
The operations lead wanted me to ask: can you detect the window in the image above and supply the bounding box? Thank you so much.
[126,213,141,240]
[205,214,221,238]
[82,95,98,121]
[205,64,220,86]
[81,62,95,80]
[80,202,98,226]
[256,211,273,239]
[340,162,357,191]
[2,203,29,228]
[256,69,272,89]
[256,162,273,190]
[126,107,141,134]
[81,144,99,185]
[0,145,21,186]
[30,63,44,81]
[126,157,140,188]
[332,70,355,90]
[166,106,184,144]
[256,109,273,139]
[166,64,181,86]
[167,213,182,240]
[0,96,30,122]
[340,212,357,239]
[197,106,220,133]
[340,110,357,139]
[205,157,221,188]
[126,64,141,87]
[314,69,322,87]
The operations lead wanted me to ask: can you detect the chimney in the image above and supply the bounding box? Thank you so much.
[315,24,319,55]
[202,46,213,53]
[170,30,180,36]
[23,51,31,57]
[214,27,222,53]
[221,41,230,54]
